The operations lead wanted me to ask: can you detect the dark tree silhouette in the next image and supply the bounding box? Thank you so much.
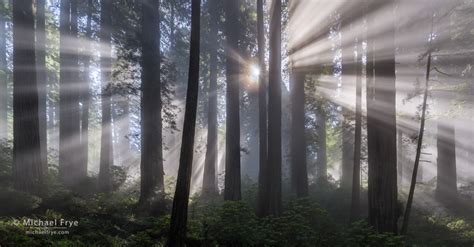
[224,0,241,201]
[260,0,282,216]
[59,0,83,187]
[203,0,218,195]
[290,71,308,197]
[0,1,7,140]
[12,0,43,192]
[257,0,269,216]
[139,0,165,206]
[36,0,48,173]
[367,6,398,233]
[167,0,200,245]
[98,0,114,193]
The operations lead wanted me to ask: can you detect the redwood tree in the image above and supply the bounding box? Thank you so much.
[259,0,282,216]
[168,0,201,245]
[290,71,308,197]
[202,0,218,195]
[139,0,165,206]
[0,0,7,140]
[12,0,43,192]
[36,0,48,173]
[436,120,458,203]
[98,0,114,193]
[367,6,398,233]
[224,0,241,201]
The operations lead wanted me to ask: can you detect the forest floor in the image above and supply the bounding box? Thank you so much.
[0,176,473,246]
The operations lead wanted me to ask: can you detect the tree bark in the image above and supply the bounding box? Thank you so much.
[202,0,218,195]
[224,0,241,201]
[316,108,327,184]
[98,0,114,193]
[0,1,7,140]
[79,0,93,178]
[350,37,362,222]
[59,0,82,187]
[12,0,43,192]
[436,120,457,203]
[397,130,403,187]
[139,0,165,205]
[367,7,398,233]
[340,18,355,191]
[36,0,48,173]
[341,119,354,190]
[256,0,268,216]
[290,71,308,197]
[260,0,282,216]
[167,0,200,245]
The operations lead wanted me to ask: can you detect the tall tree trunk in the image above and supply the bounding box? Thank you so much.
[260,0,282,216]
[367,6,398,233]
[79,0,93,178]
[256,0,268,216]
[36,0,48,173]
[139,0,164,205]
[12,0,43,192]
[316,108,327,184]
[59,0,82,187]
[290,71,308,197]
[202,0,218,195]
[340,19,355,191]
[224,0,241,201]
[350,37,362,222]
[167,0,200,245]
[0,1,7,140]
[98,0,114,193]
[436,120,457,203]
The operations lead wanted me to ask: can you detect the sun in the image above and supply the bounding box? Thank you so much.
[250,64,261,82]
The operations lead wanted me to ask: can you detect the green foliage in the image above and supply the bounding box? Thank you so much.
[341,221,404,247]
[206,201,260,245]
[259,198,338,246]
[0,189,41,216]
[0,139,13,187]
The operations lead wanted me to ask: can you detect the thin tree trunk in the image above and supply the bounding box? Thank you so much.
[341,119,354,190]
[79,0,93,178]
[224,0,241,201]
[350,37,362,222]
[0,1,7,140]
[256,0,268,217]
[290,71,308,197]
[401,50,432,235]
[167,0,200,245]
[12,0,43,192]
[261,0,282,216]
[98,0,114,193]
[316,108,327,184]
[202,0,218,195]
[139,0,164,205]
[36,0,48,173]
